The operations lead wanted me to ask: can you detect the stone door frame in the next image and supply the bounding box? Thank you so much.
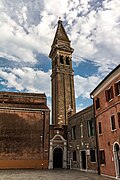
[113,142,120,178]
[48,133,67,169]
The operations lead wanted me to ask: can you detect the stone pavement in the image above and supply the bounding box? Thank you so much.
[0,169,113,180]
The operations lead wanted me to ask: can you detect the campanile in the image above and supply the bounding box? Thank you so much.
[49,20,76,126]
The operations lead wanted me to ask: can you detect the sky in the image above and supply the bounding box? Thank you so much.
[0,0,120,113]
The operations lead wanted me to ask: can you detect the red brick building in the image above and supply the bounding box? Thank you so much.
[0,92,50,169]
[90,65,120,178]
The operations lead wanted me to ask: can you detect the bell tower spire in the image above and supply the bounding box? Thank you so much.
[49,20,76,126]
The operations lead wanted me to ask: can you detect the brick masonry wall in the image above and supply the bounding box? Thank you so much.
[94,75,120,177]
[68,105,97,171]
[0,92,50,169]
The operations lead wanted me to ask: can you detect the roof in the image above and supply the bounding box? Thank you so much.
[52,20,70,46]
[68,105,93,120]
[0,91,46,98]
[0,91,49,110]
[90,64,120,97]
[49,20,73,58]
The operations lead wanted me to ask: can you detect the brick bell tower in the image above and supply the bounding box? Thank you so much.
[48,19,76,169]
[49,19,76,127]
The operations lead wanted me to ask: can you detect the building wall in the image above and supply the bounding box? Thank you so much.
[68,105,97,172]
[0,92,50,169]
[93,72,120,177]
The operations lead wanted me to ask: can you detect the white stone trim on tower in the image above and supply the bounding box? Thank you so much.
[48,134,67,169]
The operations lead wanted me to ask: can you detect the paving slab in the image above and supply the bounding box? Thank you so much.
[0,169,113,180]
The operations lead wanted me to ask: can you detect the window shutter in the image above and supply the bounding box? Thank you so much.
[105,90,108,101]
[87,121,90,136]
[111,86,114,98]
[114,83,118,96]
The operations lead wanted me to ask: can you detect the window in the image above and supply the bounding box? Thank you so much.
[99,150,105,165]
[73,151,77,161]
[111,115,116,131]
[98,122,102,135]
[96,97,100,110]
[55,57,57,66]
[3,94,8,97]
[105,87,114,101]
[66,57,70,65]
[72,126,76,140]
[115,81,120,96]
[60,55,64,64]
[88,120,95,136]
[80,123,83,138]
[118,113,120,128]
[90,149,96,162]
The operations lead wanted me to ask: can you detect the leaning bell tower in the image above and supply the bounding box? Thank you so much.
[49,19,76,127]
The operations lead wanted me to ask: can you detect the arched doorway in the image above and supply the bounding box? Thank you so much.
[53,148,63,168]
[113,143,120,178]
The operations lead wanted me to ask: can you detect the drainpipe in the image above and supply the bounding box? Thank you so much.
[91,96,101,175]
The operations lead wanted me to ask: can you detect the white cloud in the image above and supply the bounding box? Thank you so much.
[0,0,120,111]
[68,0,120,74]
[0,0,119,72]
[76,103,85,112]
[74,74,101,99]
[0,67,51,97]
[44,0,68,17]
[0,0,53,63]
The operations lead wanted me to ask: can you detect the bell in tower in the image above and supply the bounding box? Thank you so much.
[49,19,76,127]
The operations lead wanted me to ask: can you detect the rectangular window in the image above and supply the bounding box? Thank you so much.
[98,122,102,135]
[80,123,83,138]
[99,150,105,165]
[111,115,116,131]
[105,86,114,101]
[66,57,70,65]
[96,97,100,110]
[88,120,94,136]
[115,81,120,96]
[73,151,77,161]
[90,149,96,162]
[60,55,64,64]
[72,126,76,140]
[118,113,120,128]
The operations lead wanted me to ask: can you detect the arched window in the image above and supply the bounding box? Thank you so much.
[55,57,57,66]
[60,55,64,64]
[66,57,70,65]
